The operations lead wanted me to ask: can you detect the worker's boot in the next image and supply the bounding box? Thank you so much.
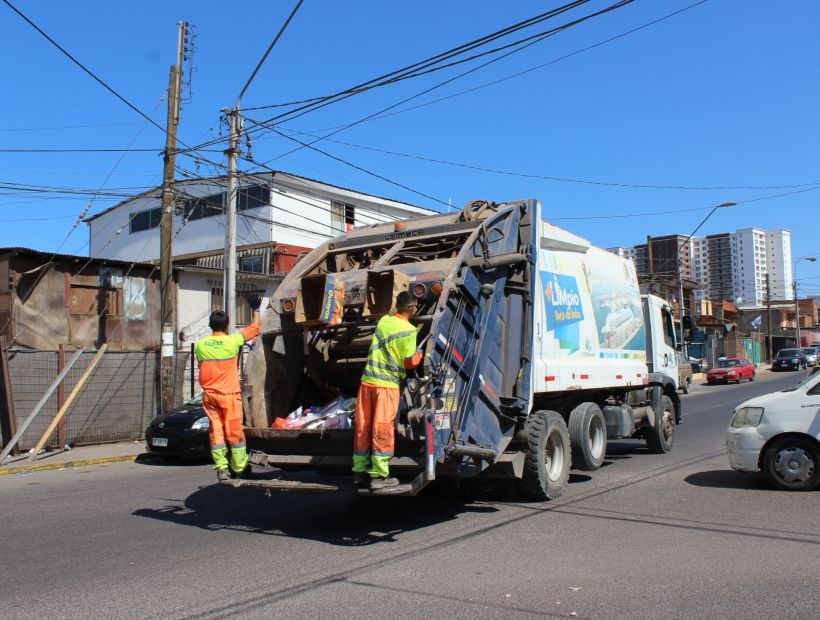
[233,465,253,480]
[370,476,399,490]
[216,468,231,482]
[353,472,370,487]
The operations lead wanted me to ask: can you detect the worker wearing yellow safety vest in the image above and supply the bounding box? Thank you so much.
[195,296,261,482]
[353,290,423,490]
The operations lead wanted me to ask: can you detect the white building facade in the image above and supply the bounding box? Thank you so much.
[85,171,433,262]
[85,171,434,346]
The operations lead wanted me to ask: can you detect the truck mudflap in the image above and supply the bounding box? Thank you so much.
[221,468,430,496]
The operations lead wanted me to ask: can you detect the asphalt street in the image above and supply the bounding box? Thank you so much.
[1,371,817,620]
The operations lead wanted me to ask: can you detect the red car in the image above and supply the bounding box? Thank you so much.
[706,358,756,384]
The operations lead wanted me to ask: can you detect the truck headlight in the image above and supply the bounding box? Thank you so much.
[731,407,764,428]
[191,417,210,431]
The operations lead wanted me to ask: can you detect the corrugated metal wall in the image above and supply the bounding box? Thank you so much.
[6,349,191,450]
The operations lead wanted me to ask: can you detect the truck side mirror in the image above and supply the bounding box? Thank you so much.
[682,315,695,331]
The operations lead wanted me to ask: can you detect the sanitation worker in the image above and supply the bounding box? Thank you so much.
[195,296,261,482]
[353,290,423,489]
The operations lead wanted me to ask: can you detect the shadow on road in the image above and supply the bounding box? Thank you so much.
[684,469,774,490]
[133,481,506,546]
[135,453,211,467]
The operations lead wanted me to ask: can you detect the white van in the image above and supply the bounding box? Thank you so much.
[725,369,820,490]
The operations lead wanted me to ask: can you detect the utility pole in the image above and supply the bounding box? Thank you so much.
[765,272,772,363]
[223,109,240,332]
[160,21,187,413]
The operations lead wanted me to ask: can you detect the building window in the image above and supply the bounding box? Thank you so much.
[183,192,224,221]
[239,255,263,273]
[129,207,162,233]
[237,185,268,211]
[210,283,264,327]
[331,201,355,233]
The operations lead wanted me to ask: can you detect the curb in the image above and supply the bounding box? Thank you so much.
[0,454,138,476]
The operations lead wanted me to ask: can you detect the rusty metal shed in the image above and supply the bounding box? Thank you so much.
[0,247,162,350]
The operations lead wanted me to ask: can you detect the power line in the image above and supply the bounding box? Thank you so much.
[236,0,304,104]
[2,0,167,135]
[274,128,820,192]
[246,129,449,208]
[243,0,594,115]
[302,1,709,129]
[250,0,641,166]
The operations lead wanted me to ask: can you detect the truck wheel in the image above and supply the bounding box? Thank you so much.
[762,437,819,491]
[681,377,690,394]
[645,395,675,454]
[568,402,607,471]
[520,410,570,501]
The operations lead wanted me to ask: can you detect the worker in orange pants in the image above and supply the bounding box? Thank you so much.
[353,291,422,490]
[195,296,261,481]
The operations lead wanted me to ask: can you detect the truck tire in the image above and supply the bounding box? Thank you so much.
[645,395,675,454]
[520,410,570,501]
[568,402,607,471]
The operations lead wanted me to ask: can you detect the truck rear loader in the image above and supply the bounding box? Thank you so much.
[237,199,681,499]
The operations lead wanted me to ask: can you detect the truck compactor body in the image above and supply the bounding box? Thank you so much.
[239,199,681,499]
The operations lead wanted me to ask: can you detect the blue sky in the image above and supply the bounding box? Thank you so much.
[2,0,819,295]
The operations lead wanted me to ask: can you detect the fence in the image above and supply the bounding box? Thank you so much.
[1,348,192,452]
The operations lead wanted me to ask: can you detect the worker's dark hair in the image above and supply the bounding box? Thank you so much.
[396,290,417,312]
[209,310,229,332]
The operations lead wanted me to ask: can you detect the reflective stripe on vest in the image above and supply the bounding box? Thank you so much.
[361,315,417,388]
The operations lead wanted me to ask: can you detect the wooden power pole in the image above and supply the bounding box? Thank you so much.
[160,22,187,413]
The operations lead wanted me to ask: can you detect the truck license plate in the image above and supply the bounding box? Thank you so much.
[151,437,169,447]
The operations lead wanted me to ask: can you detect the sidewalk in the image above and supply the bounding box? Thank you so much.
[0,440,146,476]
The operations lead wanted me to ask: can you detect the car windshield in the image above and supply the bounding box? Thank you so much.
[185,393,203,406]
[776,349,799,358]
[782,368,820,392]
[717,359,739,368]
[803,348,816,355]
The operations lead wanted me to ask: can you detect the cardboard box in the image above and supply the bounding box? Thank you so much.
[295,274,345,326]
[363,269,410,318]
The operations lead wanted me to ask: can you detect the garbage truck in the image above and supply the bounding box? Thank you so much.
[236,199,681,499]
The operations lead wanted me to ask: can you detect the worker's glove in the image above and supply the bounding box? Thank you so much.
[247,295,262,311]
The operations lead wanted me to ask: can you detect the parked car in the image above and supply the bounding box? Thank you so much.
[726,370,820,491]
[706,358,756,384]
[676,351,693,393]
[145,393,210,458]
[772,348,807,371]
[802,347,818,367]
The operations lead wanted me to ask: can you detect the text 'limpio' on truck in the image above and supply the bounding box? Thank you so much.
[237,199,682,499]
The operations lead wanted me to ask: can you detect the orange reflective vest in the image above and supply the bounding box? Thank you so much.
[195,323,260,394]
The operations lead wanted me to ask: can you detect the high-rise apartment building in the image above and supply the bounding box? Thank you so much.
[619,227,792,306]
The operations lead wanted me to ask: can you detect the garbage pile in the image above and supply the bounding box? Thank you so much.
[272,395,356,430]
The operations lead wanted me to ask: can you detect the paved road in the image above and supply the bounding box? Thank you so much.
[1,371,817,619]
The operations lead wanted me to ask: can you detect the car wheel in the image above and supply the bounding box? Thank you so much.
[762,437,820,491]
[749,372,755,382]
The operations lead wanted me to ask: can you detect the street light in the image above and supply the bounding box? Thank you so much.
[794,256,817,348]
[676,202,737,354]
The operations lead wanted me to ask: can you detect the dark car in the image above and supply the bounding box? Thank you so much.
[706,358,756,384]
[145,394,210,458]
[773,348,807,371]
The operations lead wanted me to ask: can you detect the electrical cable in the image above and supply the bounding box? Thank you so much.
[236,0,304,104]
[273,127,820,192]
